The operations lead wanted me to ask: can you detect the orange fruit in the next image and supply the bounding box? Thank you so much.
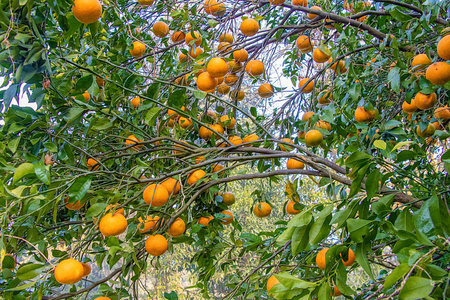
[267,275,280,295]
[212,163,224,173]
[145,234,168,256]
[210,124,225,137]
[316,248,328,270]
[138,216,157,233]
[189,47,203,59]
[302,111,315,122]
[94,298,112,300]
[229,136,243,145]
[269,0,285,5]
[99,213,127,237]
[195,156,205,164]
[254,202,271,218]
[258,83,274,98]
[161,178,181,195]
[332,282,341,297]
[233,49,249,62]
[220,210,234,225]
[246,60,264,76]
[437,35,450,60]
[426,62,450,85]
[82,91,90,101]
[292,0,307,5]
[240,18,259,36]
[228,60,243,73]
[402,98,418,113]
[219,32,233,43]
[207,110,218,119]
[198,215,214,226]
[54,259,84,284]
[318,90,332,105]
[207,58,229,78]
[171,31,185,43]
[199,125,213,140]
[305,129,323,146]
[178,116,193,129]
[279,138,294,151]
[434,106,450,120]
[197,72,218,91]
[243,134,259,145]
[414,92,437,110]
[298,78,314,93]
[296,35,312,52]
[411,54,431,70]
[138,0,153,4]
[217,42,231,52]
[72,0,102,24]
[86,158,99,171]
[188,170,206,185]
[416,123,436,137]
[341,248,355,267]
[298,131,306,139]
[222,192,235,206]
[65,198,85,210]
[217,83,231,95]
[129,41,146,58]
[131,96,141,109]
[169,218,186,237]
[81,263,91,277]
[286,158,304,169]
[185,31,202,46]
[316,120,331,131]
[354,106,375,123]
[204,0,219,14]
[105,204,124,215]
[143,184,169,207]
[328,58,347,74]
[308,6,322,20]
[231,90,245,101]
[178,53,188,63]
[125,134,143,150]
[220,115,235,129]
[286,201,301,215]
[313,46,331,63]
[224,73,238,85]
[153,21,169,38]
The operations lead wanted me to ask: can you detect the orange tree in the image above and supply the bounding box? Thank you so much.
[1,0,450,298]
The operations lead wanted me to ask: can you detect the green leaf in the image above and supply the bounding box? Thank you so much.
[13,163,35,184]
[287,210,312,227]
[43,142,58,152]
[68,176,92,202]
[355,243,374,280]
[398,276,433,300]
[34,164,50,185]
[318,283,332,300]
[75,75,94,92]
[64,107,85,122]
[86,203,108,217]
[365,169,380,199]
[270,272,317,299]
[383,263,411,291]
[6,281,37,291]
[346,219,372,243]
[164,291,179,300]
[345,152,371,168]
[275,227,295,246]
[193,90,207,99]
[309,205,332,244]
[91,118,113,131]
[145,107,163,126]
[146,83,160,99]
[291,225,309,256]
[390,7,412,22]
[348,82,361,101]
[16,263,46,281]
[391,141,413,152]
[373,140,386,150]
[207,19,219,27]
[167,89,185,108]
[388,67,400,93]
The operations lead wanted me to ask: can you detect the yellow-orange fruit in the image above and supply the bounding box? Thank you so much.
[434,106,450,120]
[267,275,280,295]
[299,78,314,93]
[402,98,418,113]
[296,35,311,51]
[328,58,347,74]
[198,215,214,226]
[240,18,259,36]
[199,125,213,140]
[126,134,143,150]
[224,73,238,85]
[437,35,450,60]
[130,41,146,58]
[217,42,231,52]
[138,216,157,233]
[185,31,202,46]
[228,136,243,145]
[145,234,168,256]
[308,6,322,20]
[426,62,450,85]
[416,123,436,137]
[72,0,102,24]
[143,184,169,207]
[313,47,331,63]
[258,83,274,98]
[254,202,271,218]
[212,164,224,173]
[292,0,307,6]
[178,116,193,129]
[233,49,249,62]
[411,54,431,70]
[220,115,235,129]
[161,178,181,195]
[153,21,169,38]
[231,90,245,101]
[414,92,437,110]
[86,157,100,171]
[341,248,355,267]
[81,263,91,277]
[169,218,186,237]
[197,72,218,91]
[82,91,90,101]
[188,170,206,185]
[302,111,315,122]
[316,120,331,131]
[204,0,219,14]
[171,31,185,43]
[305,130,323,147]
[298,131,305,139]
[279,138,294,151]
[270,0,285,5]
[105,204,124,215]
[228,60,243,73]
[99,213,127,237]
[210,124,225,137]
[316,248,328,270]
[354,106,375,123]
[332,282,342,297]
[207,58,229,78]
[287,158,304,169]
[219,32,233,43]
[246,60,264,76]
[217,83,231,95]
[189,47,203,59]
[220,210,234,225]
[243,134,259,145]
[222,192,235,206]
[138,0,154,5]
[131,96,141,109]
[286,201,301,215]
[54,259,84,284]
[65,198,85,210]
[318,90,332,105]
[178,53,188,63]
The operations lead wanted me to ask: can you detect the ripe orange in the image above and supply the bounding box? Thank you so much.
[72,0,102,24]
[125,134,143,150]
[189,47,203,59]
[138,0,153,5]
[434,106,450,120]
[82,91,90,101]
[341,248,355,267]
[86,158,99,171]
[143,184,169,207]
[178,116,193,129]
[204,0,219,14]
[296,35,312,52]
[199,125,213,140]
[161,178,181,195]
[305,130,323,146]
[210,124,225,137]
[145,234,168,256]
[269,0,285,5]
[131,96,141,109]
[229,136,243,145]
[212,164,224,173]
[411,54,431,70]
[195,156,205,164]
[328,58,347,74]
[228,60,243,73]
[267,275,280,295]
[298,131,305,139]
[185,31,202,46]
[197,72,218,91]
[318,90,332,105]
[65,198,85,210]
[316,120,331,131]
[178,53,188,63]
[138,216,157,233]
[198,215,214,226]
[286,201,301,215]
[402,98,418,113]
[354,106,375,123]
[292,0,307,6]
[220,210,234,225]
[99,213,127,237]
[414,92,437,110]
[207,110,218,119]
[224,73,238,85]
[207,58,229,78]
[188,170,206,185]
[129,41,146,58]
[258,83,274,98]
[416,123,436,137]
[240,18,259,36]
[222,192,235,206]
[219,32,234,43]
[233,49,249,62]
[316,248,328,270]
[243,134,259,145]
[308,6,322,20]
[437,35,450,60]
[81,263,91,277]
[231,90,245,101]
[426,62,450,85]
[171,31,185,43]
[153,21,169,38]
[302,111,315,122]
[220,115,235,129]
[169,218,186,237]
[254,202,271,218]
[286,158,304,169]
[105,204,124,215]
[332,282,342,297]
[54,259,84,284]
[313,46,331,63]
[246,60,265,76]
[217,42,231,52]
[299,78,314,93]
[217,83,231,95]
[279,138,294,151]
[94,297,112,300]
